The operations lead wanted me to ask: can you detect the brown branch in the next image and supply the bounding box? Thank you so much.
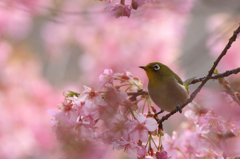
[157,24,240,124]
[127,90,148,96]
[190,67,240,85]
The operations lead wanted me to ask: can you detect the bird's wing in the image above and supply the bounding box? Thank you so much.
[183,77,195,94]
[173,73,184,85]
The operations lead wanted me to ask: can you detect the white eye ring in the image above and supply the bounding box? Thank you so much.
[153,64,160,71]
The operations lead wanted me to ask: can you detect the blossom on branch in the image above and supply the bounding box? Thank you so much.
[156,150,169,159]
[49,69,157,159]
[105,4,132,18]
[113,140,146,159]
[127,114,158,142]
[99,69,114,86]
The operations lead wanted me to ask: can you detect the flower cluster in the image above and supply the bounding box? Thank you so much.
[183,90,240,158]
[101,0,194,18]
[103,0,146,18]
[48,69,162,159]
[157,91,240,159]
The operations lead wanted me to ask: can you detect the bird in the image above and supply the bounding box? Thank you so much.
[139,62,192,113]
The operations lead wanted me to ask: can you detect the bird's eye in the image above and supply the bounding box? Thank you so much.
[153,64,160,71]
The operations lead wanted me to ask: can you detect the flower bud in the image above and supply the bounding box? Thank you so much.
[131,0,138,10]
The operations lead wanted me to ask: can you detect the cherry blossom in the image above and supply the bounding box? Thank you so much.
[162,131,186,158]
[105,4,132,18]
[184,126,223,158]
[78,99,100,124]
[127,114,158,142]
[105,114,129,140]
[103,83,128,106]
[185,102,208,124]
[113,140,146,159]
[114,71,133,83]
[99,69,114,86]
[156,150,169,159]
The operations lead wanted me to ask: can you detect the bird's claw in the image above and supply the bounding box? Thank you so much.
[176,105,182,113]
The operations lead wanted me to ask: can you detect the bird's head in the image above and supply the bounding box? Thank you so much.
[139,62,178,84]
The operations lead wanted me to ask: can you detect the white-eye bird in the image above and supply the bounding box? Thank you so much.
[140,62,192,113]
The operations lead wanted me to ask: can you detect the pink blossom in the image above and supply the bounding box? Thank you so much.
[185,127,223,157]
[104,84,128,106]
[129,77,143,91]
[48,108,96,140]
[127,114,157,142]
[98,103,117,120]
[156,150,169,159]
[105,4,132,18]
[75,85,98,102]
[206,92,240,121]
[198,112,239,136]
[120,99,138,115]
[57,97,74,113]
[71,85,107,107]
[75,121,96,139]
[114,71,133,83]
[162,131,185,158]
[99,69,114,86]
[185,102,208,124]
[189,92,240,136]
[113,140,146,159]
[105,114,129,140]
[48,110,78,139]
[78,99,100,124]
[219,137,240,158]
[98,84,128,120]
[102,131,115,144]
[114,71,143,91]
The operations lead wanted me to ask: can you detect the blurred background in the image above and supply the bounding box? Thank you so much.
[1,0,240,158]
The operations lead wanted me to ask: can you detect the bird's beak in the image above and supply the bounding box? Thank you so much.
[139,66,146,69]
[139,66,148,70]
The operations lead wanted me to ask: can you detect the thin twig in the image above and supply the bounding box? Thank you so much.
[190,67,240,84]
[157,24,240,124]
[216,75,240,106]
[127,90,149,96]
[223,82,240,106]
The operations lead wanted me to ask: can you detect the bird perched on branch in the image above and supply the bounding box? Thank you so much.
[140,62,192,113]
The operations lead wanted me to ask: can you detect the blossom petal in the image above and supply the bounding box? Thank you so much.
[145,118,158,132]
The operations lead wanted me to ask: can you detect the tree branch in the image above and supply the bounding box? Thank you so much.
[157,24,240,124]
[190,67,240,85]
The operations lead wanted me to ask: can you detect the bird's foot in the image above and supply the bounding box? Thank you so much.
[176,105,182,113]
[155,109,164,116]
